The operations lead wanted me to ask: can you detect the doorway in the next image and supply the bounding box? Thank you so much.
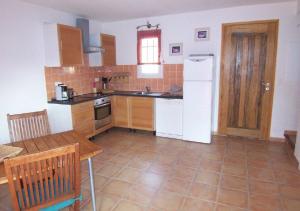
[218,20,278,140]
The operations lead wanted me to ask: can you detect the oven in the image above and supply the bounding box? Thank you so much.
[94,97,112,129]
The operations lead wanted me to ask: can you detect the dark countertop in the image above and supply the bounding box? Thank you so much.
[48,91,183,105]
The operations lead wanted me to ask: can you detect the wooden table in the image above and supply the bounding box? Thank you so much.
[0,130,102,211]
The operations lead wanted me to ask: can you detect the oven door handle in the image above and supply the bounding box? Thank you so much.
[94,102,111,108]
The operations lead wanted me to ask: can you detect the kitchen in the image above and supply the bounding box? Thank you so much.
[0,0,300,210]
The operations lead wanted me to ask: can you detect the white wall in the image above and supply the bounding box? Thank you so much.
[102,1,300,138]
[295,97,300,166]
[294,12,300,166]
[0,0,102,143]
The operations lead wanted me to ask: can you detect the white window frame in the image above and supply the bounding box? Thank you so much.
[137,64,163,79]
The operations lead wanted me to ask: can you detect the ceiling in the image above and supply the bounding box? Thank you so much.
[21,0,290,22]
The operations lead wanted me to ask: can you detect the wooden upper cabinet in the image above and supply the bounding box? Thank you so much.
[58,24,84,66]
[43,23,84,67]
[101,33,116,66]
[71,101,95,138]
[130,97,154,131]
[112,96,129,128]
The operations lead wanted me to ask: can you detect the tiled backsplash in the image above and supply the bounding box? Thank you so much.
[44,64,183,100]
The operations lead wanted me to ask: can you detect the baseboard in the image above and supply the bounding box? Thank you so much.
[269,137,286,142]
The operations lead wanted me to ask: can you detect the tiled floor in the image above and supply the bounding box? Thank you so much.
[1,128,300,211]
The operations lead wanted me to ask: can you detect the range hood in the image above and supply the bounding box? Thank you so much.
[76,18,104,54]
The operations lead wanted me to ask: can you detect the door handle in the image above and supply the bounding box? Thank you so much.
[262,82,271,91]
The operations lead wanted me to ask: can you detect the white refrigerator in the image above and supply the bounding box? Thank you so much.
[183,55,214,143]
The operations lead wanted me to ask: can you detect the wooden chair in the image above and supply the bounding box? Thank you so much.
[7,109,51,142]
[4,144,81,211]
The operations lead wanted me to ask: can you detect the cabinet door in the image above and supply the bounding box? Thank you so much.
[101,34,116,66]
[112,96,129,127]
[71,101,94,137]
[156,99,183,137]
[130,97,154,131]
[58,24,84,66]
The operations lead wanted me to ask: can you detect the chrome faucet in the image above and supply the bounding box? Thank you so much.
[145,86,151,93]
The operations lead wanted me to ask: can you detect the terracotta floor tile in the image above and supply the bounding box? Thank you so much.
[248,167,275,182]
[109,155,131,165]
[115,167,144,183]
[124,184,157,206]
[221,175,248,191]
[249,180,279,195]
[247,159,272,169]
[95,162,123,177]
[83,174,108,192]
[249,193,282,211]
[189,182,218,201]
[282,198,300,211]
[218,188,248,208]
[195,170,220,186]
[274,171,300,186]
[147,163,174,176]
[136,172,164,189]
[113,200,145,211]
[1,128,297,211]
[176,158,199,169]
[156,154,178,165]
[279,185,300,200]
[151,190,184,211]
[102,179,132,197]
[171,164,197,180]
[224,155,246,167]
[128,158,152,170]
[160,177,191,194]
[82,193,120,211]
[223,163,247,177]
[201,151,224,161]
[199,159,223,172]
[0,184,9,198]
[215,204,247,211]
[181,197,215,211]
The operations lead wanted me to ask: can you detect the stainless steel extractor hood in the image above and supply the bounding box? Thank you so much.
[76,18,104,54]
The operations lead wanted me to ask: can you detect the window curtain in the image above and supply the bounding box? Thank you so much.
[137,29,161,65]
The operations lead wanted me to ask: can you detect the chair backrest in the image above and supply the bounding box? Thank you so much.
[7,109,51,142]
[4,144,81,211]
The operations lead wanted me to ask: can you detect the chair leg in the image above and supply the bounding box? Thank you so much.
[73,201,80,211]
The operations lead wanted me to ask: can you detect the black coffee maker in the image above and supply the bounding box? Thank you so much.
[101,77,112,90]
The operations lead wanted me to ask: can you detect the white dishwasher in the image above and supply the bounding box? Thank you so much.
[155,98,183,139]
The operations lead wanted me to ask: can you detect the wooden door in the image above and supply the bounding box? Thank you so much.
[58,24,84,66]
[101,34,116,66]
[112,96,129,127]
[218,20,278,140]
[71,101,95,137]
[130,97,154,131]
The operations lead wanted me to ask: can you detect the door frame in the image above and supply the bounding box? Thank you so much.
[218,19,279,140]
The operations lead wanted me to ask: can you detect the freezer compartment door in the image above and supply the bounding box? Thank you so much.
[184,57,213,81]
[183,81,212,143]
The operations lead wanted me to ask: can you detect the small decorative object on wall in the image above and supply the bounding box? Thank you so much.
[195,27,210,41]
[169,43,183,56]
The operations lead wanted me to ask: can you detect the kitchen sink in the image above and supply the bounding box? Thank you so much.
[133,91,163,96]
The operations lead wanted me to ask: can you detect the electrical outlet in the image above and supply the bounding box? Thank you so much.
[95,78,99,82]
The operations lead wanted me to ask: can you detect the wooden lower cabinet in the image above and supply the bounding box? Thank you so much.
[112,96,154,131]
[130,97,154,131]
[71,101,95,137]
[112,96,129,128]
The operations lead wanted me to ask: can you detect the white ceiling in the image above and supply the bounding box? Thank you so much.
[21,0,290,22]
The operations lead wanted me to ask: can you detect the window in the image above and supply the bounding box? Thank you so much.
[137,29,162,78]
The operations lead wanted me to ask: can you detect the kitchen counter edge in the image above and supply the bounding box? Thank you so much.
[48,92,183,105]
